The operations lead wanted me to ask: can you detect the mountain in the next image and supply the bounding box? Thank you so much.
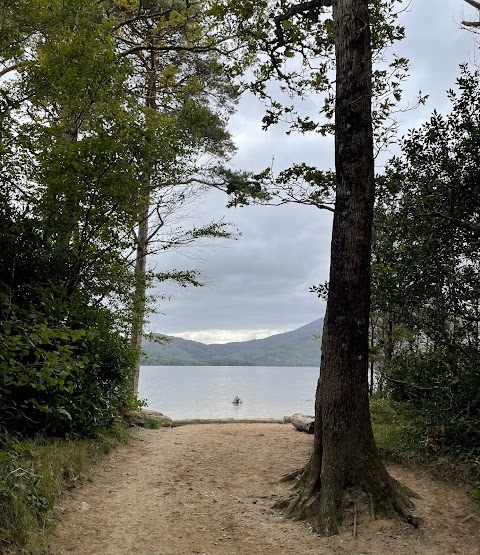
[141,318,323,367]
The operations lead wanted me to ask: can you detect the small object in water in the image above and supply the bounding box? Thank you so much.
[232,396,242,404]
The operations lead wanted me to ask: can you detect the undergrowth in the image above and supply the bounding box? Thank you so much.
[370,397,480,498]
[0,426,128,555]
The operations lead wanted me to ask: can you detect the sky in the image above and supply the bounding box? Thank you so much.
[147,0,478,344]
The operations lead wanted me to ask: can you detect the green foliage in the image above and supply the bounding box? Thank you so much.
[371,398,480,497]
[371,65,480,457]
[370,397,424,458]
[143,418,164,429]
[0,428,127,554]
[1,0,238,440]
[0,304,139,438]
[208,0,413,209]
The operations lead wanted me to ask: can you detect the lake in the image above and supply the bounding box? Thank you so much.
[138,366,319,420]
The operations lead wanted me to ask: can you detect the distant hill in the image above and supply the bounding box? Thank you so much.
[141,318,323,367]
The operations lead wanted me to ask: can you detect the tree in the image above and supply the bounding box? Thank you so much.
[371,66,480,449]
[270,0,415,534]
[112,0,238,394]
[0,0,239,400]
[0,0,155,436]
[204,0,417,533]
[0,0,225,433]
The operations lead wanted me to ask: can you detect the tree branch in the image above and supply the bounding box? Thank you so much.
[464,0,480,10]
[274,0,333,47]
[383,376,441,391]
[462,0,480,26]
[429,211,480,236]
[0,62,27,78]
[112,9,174,32]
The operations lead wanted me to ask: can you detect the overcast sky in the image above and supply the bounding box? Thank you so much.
[147,0,478,344]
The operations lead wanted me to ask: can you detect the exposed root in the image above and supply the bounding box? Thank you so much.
[283,457,320,521]
[272,496,292,510]
[352,501,357,539]
[279,467,304,483]
[276,460,421,537]
[368,493,375,519]
[392,476,422,499]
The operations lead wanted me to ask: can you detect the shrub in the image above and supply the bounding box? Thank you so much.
[0,305,138,438]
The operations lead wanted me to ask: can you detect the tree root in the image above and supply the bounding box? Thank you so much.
[279,467,305,483]
[275,458,421,535]
[283,457,320,521]
[392,476,422,499]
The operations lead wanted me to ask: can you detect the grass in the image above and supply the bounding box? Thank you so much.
[143,417,164,429]
[1,400,477,554]
[371,397,424,460]
[0,426,129,555]
[371,397,480,494]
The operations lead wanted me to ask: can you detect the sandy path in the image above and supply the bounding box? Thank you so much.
[50,424,480,555]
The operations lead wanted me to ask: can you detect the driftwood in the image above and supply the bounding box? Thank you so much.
[290,413,315,434]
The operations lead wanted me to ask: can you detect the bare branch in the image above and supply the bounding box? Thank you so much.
[383,376,441,391]
[0,62,27,78]
[464,0,480,11]
[462,0,480,26]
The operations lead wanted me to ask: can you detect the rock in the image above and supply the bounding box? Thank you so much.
[124,410,173,428]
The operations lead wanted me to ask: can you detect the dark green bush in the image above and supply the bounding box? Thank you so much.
[0,305,138,438]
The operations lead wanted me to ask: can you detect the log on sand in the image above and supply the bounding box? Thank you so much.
[290,413,315,434]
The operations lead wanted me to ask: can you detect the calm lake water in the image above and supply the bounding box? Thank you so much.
[138,366,319,419]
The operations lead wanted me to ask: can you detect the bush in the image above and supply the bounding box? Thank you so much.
[0,305,138,438]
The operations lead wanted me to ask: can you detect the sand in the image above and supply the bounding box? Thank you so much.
[50,423,480,555]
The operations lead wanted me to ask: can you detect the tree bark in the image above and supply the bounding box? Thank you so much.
[130,48,157,396]
[369,320,375,395]
[283,0,415,535]
[130,194,150,396]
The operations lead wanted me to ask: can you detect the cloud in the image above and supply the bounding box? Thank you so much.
[146,2,475,340]
[174,327,294,344]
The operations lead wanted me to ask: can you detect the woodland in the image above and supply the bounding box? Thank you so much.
[0,0,479,553]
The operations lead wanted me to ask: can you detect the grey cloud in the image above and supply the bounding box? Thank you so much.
[147,2,475,341]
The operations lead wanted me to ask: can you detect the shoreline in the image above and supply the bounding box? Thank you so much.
[170,417,286,426]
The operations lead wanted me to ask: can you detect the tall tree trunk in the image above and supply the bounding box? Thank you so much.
[369,320,375,396]
[131,195,150,396]
[282,0,415,535]
[130,48,157,396]
[384,317,394,363]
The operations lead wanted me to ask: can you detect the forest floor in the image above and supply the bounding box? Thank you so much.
[50,423,480,555]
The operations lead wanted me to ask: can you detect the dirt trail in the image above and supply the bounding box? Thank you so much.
[50,424,480,555]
